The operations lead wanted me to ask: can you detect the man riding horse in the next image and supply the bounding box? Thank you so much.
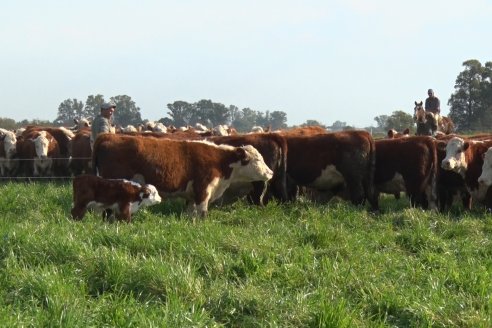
[425,89,441,134]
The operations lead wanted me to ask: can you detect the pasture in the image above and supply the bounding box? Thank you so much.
[0,181,491,327]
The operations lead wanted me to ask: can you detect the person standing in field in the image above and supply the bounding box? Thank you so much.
[90,101,116,150]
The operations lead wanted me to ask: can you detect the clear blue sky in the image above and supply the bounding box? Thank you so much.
[1,0,491,127]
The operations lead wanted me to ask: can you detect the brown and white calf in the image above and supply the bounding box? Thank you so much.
[441,137,492,204]
[71,174,161,222]
[16,130,60,177]
[92,134,273,217]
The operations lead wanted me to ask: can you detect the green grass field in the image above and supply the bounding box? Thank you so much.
[0,181,491,327]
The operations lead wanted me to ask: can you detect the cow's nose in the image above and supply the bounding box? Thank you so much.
[478,177,486,185]
[441,160,450,170]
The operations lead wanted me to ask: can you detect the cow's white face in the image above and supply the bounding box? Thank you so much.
[32,131,50,158]
[478,148,492,187]
[441,137,468,174]
[230,145,273,182]
[3,132,17,158]
[139,184,162,207]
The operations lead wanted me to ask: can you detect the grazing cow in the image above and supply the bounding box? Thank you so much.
[283,130,378,210]
[0,129,18,176]
[441,137,492,203]
[70,128,92,175]
[16,130,60,177]
[208,133,288,205]
[92,134,273,217]
[375,136,438,210]
[387,128,410,139]
[71,174,161,222]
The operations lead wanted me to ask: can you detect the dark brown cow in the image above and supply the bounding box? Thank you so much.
[92,134,273,216]
[375,136,438,210]
[70,127,92,175]
[441,137,492,205]
[71,174,161,222]
[207,133,288,205]
[283,130,378,210]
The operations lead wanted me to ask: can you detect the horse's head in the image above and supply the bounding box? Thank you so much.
[414,101,425,123]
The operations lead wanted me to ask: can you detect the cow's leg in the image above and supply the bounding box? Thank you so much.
[117,203,132,223]
[71,203,87,220]
[249,181,268,206]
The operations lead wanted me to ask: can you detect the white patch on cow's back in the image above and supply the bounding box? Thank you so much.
[309,164,345,190]
[189,139,236,151]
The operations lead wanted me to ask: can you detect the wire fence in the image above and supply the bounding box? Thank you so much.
[0,157,92,182]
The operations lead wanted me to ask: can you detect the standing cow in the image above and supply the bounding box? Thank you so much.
[92,134,273,217]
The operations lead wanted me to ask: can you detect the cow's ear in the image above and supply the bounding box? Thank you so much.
[403,128,410,134]
[436,141,446,152]
[463,142,470,151]
[141,186,151,199]
[236,147,250,164]
[387,130,394,138]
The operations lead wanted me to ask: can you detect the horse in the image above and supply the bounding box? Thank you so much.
[414,101,437,136]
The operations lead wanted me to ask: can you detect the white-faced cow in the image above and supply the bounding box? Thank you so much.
[0,129,18,176]
[16,130,60,177]
[92,134,273,217]
[441,137,492,204]
[71,174,161,222]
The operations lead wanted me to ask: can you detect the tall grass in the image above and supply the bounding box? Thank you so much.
[0,181,490,327]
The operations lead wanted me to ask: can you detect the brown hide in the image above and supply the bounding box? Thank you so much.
[375,136,438,209]
[71,174,147,222]
[70,129,92,175]
[92,134,246,206]
[284,130,377,210]
[208,133,288,204]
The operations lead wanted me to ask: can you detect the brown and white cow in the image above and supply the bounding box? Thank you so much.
[92,134,273,217]
[71,174,161,222]
[375,136,438,210]
[441,137,492,203]
[16,130,60,177]
[70,127,92,175]
[283,130,378,210]
[207,133,288,205]
[0,129,18,176]
[387,128,410,139]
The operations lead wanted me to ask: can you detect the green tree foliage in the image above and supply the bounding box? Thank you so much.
[301,119,327,128]
[328,120,347,131]
[85,94,105,120]
[385,111,415,132]
[373,115,389,130]
[195,99,230,127]
[54,98,84,126]
[111,95,143,127]
[448,59,492,131]
[268,111,288,130]
[166,101,194,127]
[0,117,17,130]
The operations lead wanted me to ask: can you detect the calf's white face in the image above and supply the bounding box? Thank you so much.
[139,184,162,207]
[441,137,468,173]
[230,145,273,182]
[478,148,492,187]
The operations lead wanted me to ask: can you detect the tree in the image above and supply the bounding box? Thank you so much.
[166,101,194,127]
[231,107,258,132]
[385,111,415,132]
[268,111,288,130]
[373,115,389,131]
[0,117,17,130]
[301,119,327,129]
[329,120,347,131]
[85,94,105,120]
[195,99,230,127]
[448,59,492,131]
[111,95,143,127]
[54,98,84,126]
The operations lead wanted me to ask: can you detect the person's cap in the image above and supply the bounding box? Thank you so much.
[101,101,116,110]
[428,89,434,94]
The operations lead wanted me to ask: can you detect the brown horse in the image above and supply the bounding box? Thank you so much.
[414,101,437,135]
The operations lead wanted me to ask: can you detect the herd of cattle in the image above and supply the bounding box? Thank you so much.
[2,118,492,221]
